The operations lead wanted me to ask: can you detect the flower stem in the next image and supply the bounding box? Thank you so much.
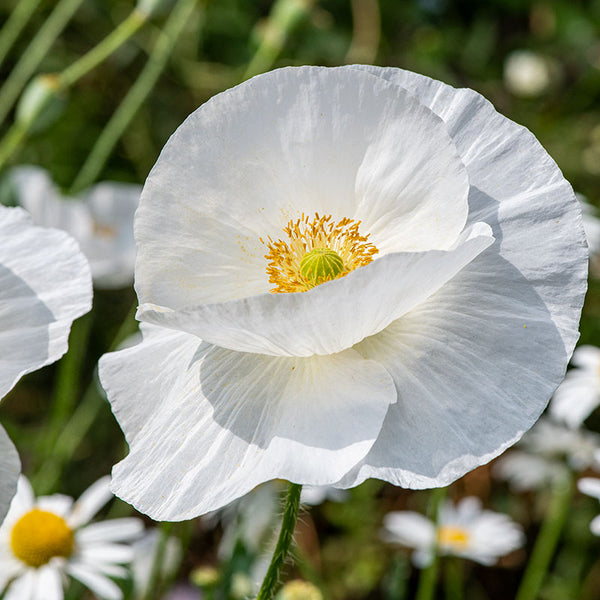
[70,0,198,193]
[242,0,313,81]
[143,521,175,600]
[0,0,84,126]
[34,313,93,475]
[32,301,139,494]
[443,557,464,600]
[415,486,448,600]
[56,9,147,89]
[0,0,42,69]
[256,482,303,600]
[515,473,575,600]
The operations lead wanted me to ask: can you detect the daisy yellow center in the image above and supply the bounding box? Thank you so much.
[437,525,470,550]
[10,509,74,567]
[262,213,379,293]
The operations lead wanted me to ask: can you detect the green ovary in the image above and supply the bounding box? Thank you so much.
[299,248,345,287]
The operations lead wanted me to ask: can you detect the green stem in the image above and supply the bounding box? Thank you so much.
[415,486,448,600]
[256,482,303,600]
[34,313,93,477]
[242,0,313,81]
[0,0,43,69]
[56,9,147,89]
[70,0,198,193]
[32,302,139,494]
[444,557,464,600]
[515,473,575,600]
[0,0,84,126]
[143,521,175,600]
[0,121,27,170]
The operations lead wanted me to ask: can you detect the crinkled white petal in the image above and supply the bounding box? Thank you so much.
[331,64,587,489]
[339,249,573,488]
[352,65,586,355]
[67,563,123,600]
[100,323,396,519]
[0,425,19,525]
[67,476,112,528]
[136,66,470,309]
[0,206,92,398]
[77,518,144,544]
[138,222,493,357]
[578,477,600,501]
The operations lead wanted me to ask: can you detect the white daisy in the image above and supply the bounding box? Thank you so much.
[0,206,91,523]
[11,165,140,289]
[578,477,600,535]
[0,476,143,600]
[494,417,600,491]
[382,497,524,567]
[550,345,600,429]
[99,66,586,520]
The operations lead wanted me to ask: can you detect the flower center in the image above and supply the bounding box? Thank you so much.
[11,509,74,567]
[262,213,378,293]
[437,525,470,550]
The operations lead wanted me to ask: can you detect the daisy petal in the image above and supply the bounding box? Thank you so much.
[100,323,396,519]
[590,515,600,536]
[36,494,73,518]
[33,565,63,600]
[4,569,37,600]
[68,476,112,528]
[77,519,144,544]
[578,477,600,501]
[0,426,19,524]
[0,206,92,398]
[138,222,493,357]
[67,563,123,600]
[78,543,134,564]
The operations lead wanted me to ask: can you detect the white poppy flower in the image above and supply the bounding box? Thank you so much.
[99,66,587,520]
[494,417,600,491]
[0,206,91,523]
[11,165,140,289]
[550,345,600,428]
[382,497,524,567]
[0,476,143,600]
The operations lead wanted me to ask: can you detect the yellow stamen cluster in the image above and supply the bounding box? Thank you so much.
[11,509,74,567]
[262,213,379,293]
[437,525,470,550]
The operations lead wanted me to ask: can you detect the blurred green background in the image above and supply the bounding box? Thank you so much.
[1,1,600,599]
